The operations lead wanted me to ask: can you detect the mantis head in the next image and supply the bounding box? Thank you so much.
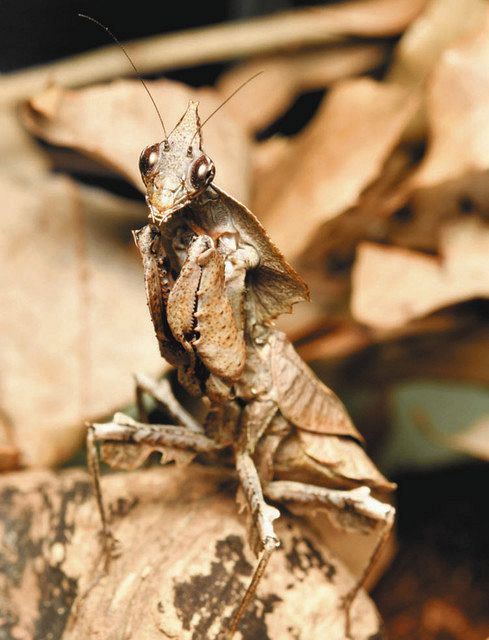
[78,16,260,226]
[139,101,215,224]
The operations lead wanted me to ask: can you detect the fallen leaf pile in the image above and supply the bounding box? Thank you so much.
[1,0,488,470]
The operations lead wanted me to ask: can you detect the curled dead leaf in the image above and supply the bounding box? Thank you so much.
[389,0,486,88]
[253,78,418,261]
[22,78,252,205]
[351,219,489,330]
[217,43,387,135]
[337,6,489,257]
[387,0,486,139]
[412,6,489,188]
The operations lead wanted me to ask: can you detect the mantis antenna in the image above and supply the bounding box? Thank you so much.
[78,14,169,147]
[187,70,264,149]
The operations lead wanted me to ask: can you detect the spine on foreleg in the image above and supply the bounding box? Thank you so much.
[193,247,246,380]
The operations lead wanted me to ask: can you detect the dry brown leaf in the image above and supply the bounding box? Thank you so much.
[387,0,486,139]
[302,148,414,260]
[0,466,383,639]
[290,1,489,275]
[389,0,486,87]
[411,6,489,188]
[0,444,19,472]
[248,1,489,329]
[290,149,415,326]
[358,6,489,254]
[1,174,164,467]
[351,219,489,330]
[253,78,418,261]
[217,43,387,135]
[22,78,252,205]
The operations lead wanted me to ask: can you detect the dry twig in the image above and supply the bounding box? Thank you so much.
[0,0,427,105]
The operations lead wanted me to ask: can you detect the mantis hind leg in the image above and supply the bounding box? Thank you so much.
[339,508,394,639]
[264,480,395,639]
[225,539,277,640]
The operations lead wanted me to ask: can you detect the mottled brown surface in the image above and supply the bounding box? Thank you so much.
[0,465,383,640]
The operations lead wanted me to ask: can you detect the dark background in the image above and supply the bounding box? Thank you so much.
[1,0,335,72]
[2,0,343,143]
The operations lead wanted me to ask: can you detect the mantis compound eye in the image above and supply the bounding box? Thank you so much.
[139,144,160,177]
[190,155,215,189]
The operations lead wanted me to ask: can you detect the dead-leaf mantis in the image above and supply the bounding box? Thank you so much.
[82,15,396,639]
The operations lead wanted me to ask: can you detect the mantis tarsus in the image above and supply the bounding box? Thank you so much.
[83,15,396,640]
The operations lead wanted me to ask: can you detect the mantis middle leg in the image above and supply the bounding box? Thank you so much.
[87,412,220,568]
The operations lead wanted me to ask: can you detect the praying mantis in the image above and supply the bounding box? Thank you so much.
[83,15,395,640]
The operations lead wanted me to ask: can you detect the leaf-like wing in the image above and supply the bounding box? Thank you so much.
[200,186,310,323]
[299,432,395,492]
[270,331,363,442]
[274,434,394,492]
